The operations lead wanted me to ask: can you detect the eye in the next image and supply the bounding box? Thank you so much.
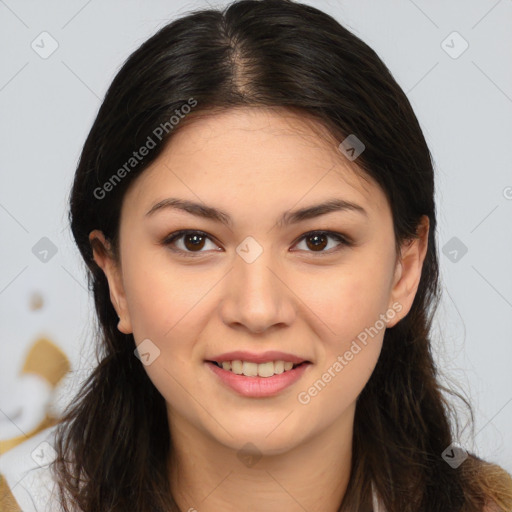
[292,230,352,254]
[162,229,352,257]
[162,230,221,256]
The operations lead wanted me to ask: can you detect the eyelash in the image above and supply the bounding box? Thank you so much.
[161,229,353,258]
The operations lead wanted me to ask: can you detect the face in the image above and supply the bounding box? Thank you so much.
[90,107,428,456]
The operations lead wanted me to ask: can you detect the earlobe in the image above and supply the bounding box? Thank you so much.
[386,216,429,328]
[88,230,133,334]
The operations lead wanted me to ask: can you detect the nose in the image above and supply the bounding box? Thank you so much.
[219,246,296,334]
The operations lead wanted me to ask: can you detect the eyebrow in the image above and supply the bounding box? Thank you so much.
[145,197,368,227]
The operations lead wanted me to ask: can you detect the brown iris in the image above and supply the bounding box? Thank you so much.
[305,233,328,251]
[183,233,207,251]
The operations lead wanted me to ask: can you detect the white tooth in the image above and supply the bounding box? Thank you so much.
[274,360,285,374]
[231,360,243,374]
[258,361,275,377]
[242,361,258,377]
[222,360,298,376]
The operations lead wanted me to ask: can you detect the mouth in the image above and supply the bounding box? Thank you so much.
[206,359,309,378]
[205,359,312,397]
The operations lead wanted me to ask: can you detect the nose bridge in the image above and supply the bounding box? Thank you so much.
[222,237,294,332]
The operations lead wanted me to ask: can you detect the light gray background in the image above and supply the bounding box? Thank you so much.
[1,0,511,472]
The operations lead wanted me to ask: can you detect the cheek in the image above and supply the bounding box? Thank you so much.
[303,261,390,418]
[121,245,209,341]
[295,336,382,436]
[292,263,388,410]
[296,262,391,345]
[120,248,214,391]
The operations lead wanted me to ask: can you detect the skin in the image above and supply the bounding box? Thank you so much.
[90,107,429,512]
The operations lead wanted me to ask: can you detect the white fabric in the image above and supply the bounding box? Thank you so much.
[1,424,386,511]
[372,480,386,512]
[0,424,60,511]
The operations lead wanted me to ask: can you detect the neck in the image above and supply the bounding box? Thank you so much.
[168,404,355,512]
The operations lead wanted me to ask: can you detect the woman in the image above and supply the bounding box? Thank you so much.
[2,0,510,510]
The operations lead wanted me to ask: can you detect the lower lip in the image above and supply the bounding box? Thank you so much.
[205,361,311,398]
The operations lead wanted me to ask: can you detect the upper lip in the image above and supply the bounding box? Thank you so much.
[207,351,310,364]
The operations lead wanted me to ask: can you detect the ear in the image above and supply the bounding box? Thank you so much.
[89,230,133,334]
[386,215,429,328]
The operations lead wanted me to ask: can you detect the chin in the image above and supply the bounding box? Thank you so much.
[210,418,310,456]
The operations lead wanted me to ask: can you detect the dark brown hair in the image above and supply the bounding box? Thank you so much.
[53,0,512,510]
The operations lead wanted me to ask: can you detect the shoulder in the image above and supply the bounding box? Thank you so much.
[465,455,512,512]
[482,499,511,512]
[0,423,61,512]
[482,500,510,512]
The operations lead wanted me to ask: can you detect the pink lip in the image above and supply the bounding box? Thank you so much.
[206,350,309,364]
[205,361,311,398]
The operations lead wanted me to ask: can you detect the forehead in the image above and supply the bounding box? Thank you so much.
[122,107,389,221]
